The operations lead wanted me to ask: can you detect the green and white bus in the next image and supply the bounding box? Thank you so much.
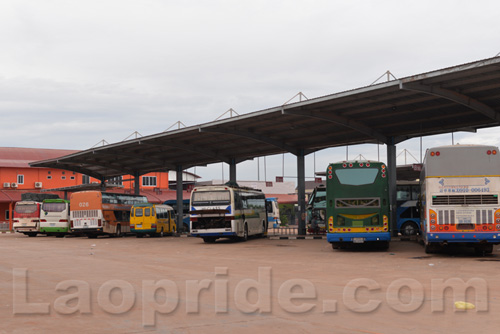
[326,160,390,250]
[40,199,71,237]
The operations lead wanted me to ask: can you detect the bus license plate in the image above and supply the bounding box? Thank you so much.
[353,238,365,243]
[136,224,142,229]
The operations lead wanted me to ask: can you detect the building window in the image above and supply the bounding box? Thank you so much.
[108,176,123,185]
[82,175,90,184]
[5,210,9,220]
[62,176,66,180]
[142,176,157,187]
[48,171,51,175]
[62,171,65,175]
[70,176,75,180]
[47,175,52,180]
[17,175,24,184]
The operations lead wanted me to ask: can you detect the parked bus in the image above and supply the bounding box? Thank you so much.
[396,181,421,236]
[420,145,500,255]
[130,203,176,237]
[190,183,268,243]
[13,201,42,237]
[40,199,71,237]
[306,184,326,234]
[266,197,281,227]
[70,191,148,238]
[164,199,190,232]
[326,160,390,249]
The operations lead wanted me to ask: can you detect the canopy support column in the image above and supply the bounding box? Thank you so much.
[134,172,140,195]
[387,141,398,236]
[297,150,306,235]
[100,178,106,192]
[229,159,237,183]
[176,165,184,233]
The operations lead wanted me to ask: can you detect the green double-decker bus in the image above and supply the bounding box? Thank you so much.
[326,160,390,250]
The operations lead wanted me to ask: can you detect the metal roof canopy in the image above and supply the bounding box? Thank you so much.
[30,56,500,237]
[30,56,500,179]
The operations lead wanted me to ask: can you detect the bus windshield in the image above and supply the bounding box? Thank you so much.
[42,202,66,212]
[335,168,379,186]
[15,204,38,214]
[192,191,231,206]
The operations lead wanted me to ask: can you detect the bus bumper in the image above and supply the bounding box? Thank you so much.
[191,232,237,237]
[327,232,391,243]
[71,228,103,234]
[40,227,69,233]
[14,227,39,233]
[131,228,156,234]
[426,232,500,243]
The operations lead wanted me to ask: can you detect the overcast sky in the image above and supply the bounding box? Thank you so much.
[2,0,500,182]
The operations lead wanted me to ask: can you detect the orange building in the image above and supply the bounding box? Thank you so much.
[0,147,181,231]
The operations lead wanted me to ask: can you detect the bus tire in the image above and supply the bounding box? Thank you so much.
[27,233,37,237]
[474,244,493,256]
[115,225,122,237]
[424,243,439,254]
[87,234,98,239]
[379,241,390,251]
[261,222,266,237]
[159,228,164,238]
[203,237,216,243]
[242,224,249,242]
[136,233,144,238]
[401,221,419,236]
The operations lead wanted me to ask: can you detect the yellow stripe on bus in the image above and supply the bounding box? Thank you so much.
[339,213,376,219]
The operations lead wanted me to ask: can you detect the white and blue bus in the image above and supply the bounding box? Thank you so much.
[420,144,500,254]
[266,197,281,228]
[190,184,268,243]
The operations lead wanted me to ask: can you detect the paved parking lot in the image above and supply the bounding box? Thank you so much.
[0,233,499,333]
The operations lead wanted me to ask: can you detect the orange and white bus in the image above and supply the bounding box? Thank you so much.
[70,191,147,238]
[420,145,500,255]
[130,203,176,237]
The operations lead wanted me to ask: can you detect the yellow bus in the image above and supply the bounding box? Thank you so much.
[130,203,176,237]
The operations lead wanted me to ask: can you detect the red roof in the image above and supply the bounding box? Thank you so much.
[266,193,298,204]
[0,147,79,168]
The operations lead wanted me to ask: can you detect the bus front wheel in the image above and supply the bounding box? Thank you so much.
[115,225,122,237]
[203,237,216,243]
[474,244,493,256]
[242,224,248,242]
[401,221,419,236]
[424,242,439,254]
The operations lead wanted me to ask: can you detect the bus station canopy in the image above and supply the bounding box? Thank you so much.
[30,56,500,180]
